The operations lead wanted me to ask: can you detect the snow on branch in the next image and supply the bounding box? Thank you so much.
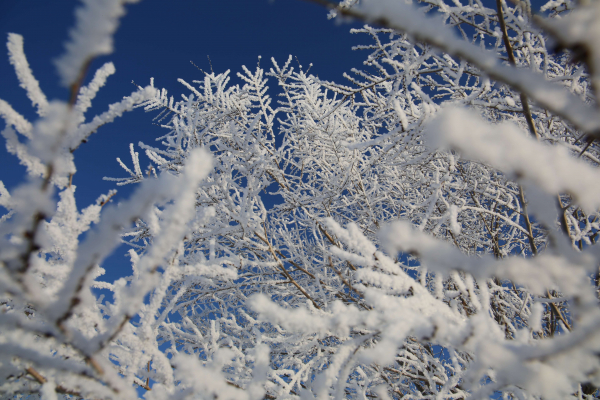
[69,85,158,151]
[4,0,600,399]
[345,0,600,135]
[0,99,33,139]
[378,220,593,298]
[426,107,600,212]
[54,0,141,88]
[7,33,48,116]
[537,1,600,98]
[74,61,116,120]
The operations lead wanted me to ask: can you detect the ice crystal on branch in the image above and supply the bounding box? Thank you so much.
[2,0,600,399]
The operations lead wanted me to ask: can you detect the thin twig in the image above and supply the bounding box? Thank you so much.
[26,367,85,397]
[254,230,321,310]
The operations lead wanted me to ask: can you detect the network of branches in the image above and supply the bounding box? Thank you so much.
[1,0,600,399]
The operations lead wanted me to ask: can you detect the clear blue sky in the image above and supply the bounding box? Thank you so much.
[0,0,367,283]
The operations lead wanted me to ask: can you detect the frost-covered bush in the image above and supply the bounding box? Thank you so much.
[2,0,600,399]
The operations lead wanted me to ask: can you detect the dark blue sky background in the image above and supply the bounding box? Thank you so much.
[0,0,367,282]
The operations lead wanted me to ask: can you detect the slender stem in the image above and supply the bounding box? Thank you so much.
[26,367,88,398]
[518,186,538,256]
[255,230,321,310]
[496,0,540,140]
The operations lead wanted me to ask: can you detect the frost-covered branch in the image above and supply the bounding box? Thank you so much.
[4,0,600,398]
